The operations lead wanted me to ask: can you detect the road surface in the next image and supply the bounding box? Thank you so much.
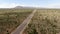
[11,9,37,34]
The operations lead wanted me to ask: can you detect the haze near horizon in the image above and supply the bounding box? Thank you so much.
[0,0,60,8]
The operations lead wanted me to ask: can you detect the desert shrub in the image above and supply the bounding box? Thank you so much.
[24,9,60,34]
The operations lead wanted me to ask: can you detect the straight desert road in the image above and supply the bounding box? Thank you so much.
[11,9,37,34]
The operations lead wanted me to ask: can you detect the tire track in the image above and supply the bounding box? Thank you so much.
[11,9,37,34]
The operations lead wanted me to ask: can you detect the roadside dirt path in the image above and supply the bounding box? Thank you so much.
[11,9,37,34]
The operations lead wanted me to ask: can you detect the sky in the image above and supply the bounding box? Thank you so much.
[0,0,60,8]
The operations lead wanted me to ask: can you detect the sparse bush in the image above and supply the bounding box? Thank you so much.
[24,9,60,34]
[0,9,32,34]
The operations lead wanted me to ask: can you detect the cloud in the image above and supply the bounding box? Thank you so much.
[45,3,60,8]
[0,3,60,8]
[0,3,25,8]
[0,3,41,8]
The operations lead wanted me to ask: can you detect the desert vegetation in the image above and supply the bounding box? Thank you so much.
[24,9,60,34]
[0,9,33,34]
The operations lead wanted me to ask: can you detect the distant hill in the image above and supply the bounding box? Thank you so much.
[0,6,37,9]
[0,6,60,9]
[14,6,36,9]
[14,6,24,8]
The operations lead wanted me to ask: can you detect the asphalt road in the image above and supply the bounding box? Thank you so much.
[11,9,37,34]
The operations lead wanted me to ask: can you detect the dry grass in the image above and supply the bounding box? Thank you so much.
[0,9,33,34]
[24,9,60,34]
